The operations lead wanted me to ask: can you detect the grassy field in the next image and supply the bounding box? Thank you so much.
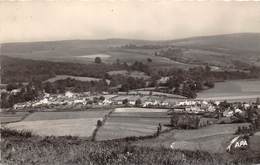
[96,108,170,141]
[197,79,260,102]
[134,123,251,153]
[0,112,30,124]
[4,110,110,137]
[114,107,169,113]
[1,128,259,165]
[107,70,151,79]
[44,75,102,83]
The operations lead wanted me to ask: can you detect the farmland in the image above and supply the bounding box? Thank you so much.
[96,108,170,141]
[4,110,111,137]
[107,70,151,80]
[3,129,258,165]
[44,75,102,83]
[197,79,260,102]
[0,112,30,124]
[134,123,251,153]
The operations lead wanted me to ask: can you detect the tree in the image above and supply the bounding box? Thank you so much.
[116,59,120,65]
[122,99,128,105]
[135,98,142,107]
[204,81,214,88]
[256,97,260,105]
[94,57,102,64]
[205,64,211,73]
[147,58,152,63]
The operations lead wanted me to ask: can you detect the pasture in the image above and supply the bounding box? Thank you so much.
[96,108,170,141]
[107,70,151,79]
[197,79,260,102]
[3,128,257,165]
[44,75,101,83]
[76,54,111,59]
[4,110,110,137]
[0,112,30,124]
[134,123,250,153]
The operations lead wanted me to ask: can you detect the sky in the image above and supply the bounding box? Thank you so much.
[1,1,260,43]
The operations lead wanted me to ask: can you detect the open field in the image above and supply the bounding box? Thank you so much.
[4,110,110,137]
[96,117,169,141]
[108,70,151,79]
[44,75,102,83]
[3,34,260,70]
[197,79,260,102]
[134,123,251,153]
[76,54,111,59]
[5,118,99,137]
[96,108,170,141]
[0,112,30,124]
[114,107,168,113]
[3,129,258,165]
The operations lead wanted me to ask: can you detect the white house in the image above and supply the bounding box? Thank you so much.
[65,91,74,98]
[103,99,112,105]
[223,109,234,117]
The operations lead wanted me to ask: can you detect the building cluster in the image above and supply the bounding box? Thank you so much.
[12,91,183,110]
[13,91,113,110]
[173,100,260,117]
[12,91,260,118]
[173,100,218,114]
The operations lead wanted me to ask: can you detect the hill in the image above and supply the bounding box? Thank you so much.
[1,33,260,69]
[172,33,260,54]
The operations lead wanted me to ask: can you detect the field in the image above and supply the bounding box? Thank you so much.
[197,79,260,102]
[0,112,30,124]
[44,75,102,83]
[134,123,251,153]
[3,34,260,71]
[107,70,151,79]
[96,108,170,141]
[4,110,110,137]
[3,129,258,165]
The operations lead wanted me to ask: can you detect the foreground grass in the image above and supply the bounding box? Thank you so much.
[0,128,258,165]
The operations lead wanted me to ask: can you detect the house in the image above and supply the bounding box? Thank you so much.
[223,109,234,117]
[102,99,112,105]
[207,105,216,112]
[65,91,74,98]
[143,99,159,107]
[11,89,21,95]
[234,108,243,114]
[157,76,170,84]
[185,106,203,114]
[13,103,26,109]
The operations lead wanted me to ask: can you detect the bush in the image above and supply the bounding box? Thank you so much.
[97,120,103,127]
[0,128,33,138]
[171,114,200,129]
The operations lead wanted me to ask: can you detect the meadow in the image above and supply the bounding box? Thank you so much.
[134,123,251,153]
[1,128,259,165]
[0,112,30,124]
[4,110,111,137]
[107,70,151,80]
[96,108,170,141]
[44,75,102,83]
[197,79,260,102]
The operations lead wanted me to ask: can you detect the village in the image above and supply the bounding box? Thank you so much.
[11,89,260,123]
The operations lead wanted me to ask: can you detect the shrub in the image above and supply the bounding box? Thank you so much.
[97,120,103,127]
[0,128,33,138]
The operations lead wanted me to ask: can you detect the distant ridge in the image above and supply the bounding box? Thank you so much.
[2,32,260,45]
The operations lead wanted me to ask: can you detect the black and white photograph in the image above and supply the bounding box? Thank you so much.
[1,1,260,164]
